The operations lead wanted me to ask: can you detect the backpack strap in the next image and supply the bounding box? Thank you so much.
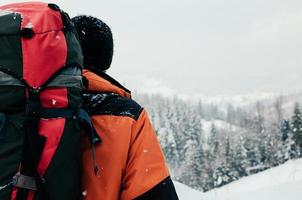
[39,108,101,145]
[79,109,101,144]
[0,66,26,86]
[79,109,101,175]
[0,113,6,144]
[39,107,101,175]
[16,89,46,199]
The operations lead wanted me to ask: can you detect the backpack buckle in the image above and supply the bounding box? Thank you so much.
[26,87,41,117]
[12,173,37,191]
[21,28,34,39]
[29,87,41,95]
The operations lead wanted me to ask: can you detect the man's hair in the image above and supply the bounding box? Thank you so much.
[72,15,113,72]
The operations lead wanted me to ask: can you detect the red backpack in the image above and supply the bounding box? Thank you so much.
[0,2,99,200]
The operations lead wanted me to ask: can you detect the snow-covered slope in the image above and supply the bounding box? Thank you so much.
[174,181,203,200]
[174,158,302,200]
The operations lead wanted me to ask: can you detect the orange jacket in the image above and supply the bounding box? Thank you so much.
[81,70,178,200]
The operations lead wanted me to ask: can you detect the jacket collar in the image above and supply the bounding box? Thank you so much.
[83,69,131,99]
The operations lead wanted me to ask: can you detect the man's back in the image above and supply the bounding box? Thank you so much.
[81,70,178,199]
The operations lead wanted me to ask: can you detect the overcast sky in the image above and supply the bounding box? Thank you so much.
[2,0,302,95]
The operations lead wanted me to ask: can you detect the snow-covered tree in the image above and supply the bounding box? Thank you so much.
[290,103,302,156]
[135,92,302,192]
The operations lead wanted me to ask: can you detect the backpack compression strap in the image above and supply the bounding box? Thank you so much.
[15,87,45,199]
[0,113,6,144]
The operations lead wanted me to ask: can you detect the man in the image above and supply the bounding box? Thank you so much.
[72,15,179,200]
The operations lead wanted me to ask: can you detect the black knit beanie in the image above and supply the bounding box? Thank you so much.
[71,15,113,72]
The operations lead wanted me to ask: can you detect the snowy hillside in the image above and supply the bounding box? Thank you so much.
[203,158,302,200]
[174,158,302,200]
[174,181,203,200]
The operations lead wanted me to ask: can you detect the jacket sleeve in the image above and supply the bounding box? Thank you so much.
[121,109,179,200]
